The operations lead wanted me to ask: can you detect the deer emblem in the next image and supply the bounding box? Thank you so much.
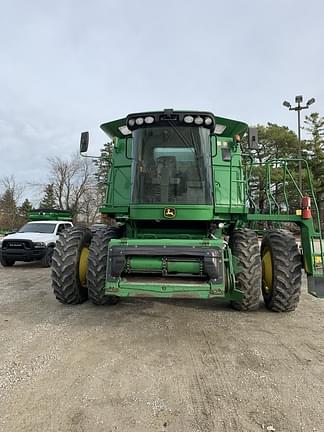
[164,208,176,218]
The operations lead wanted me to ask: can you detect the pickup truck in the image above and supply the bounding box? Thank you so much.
[0,220,73,267]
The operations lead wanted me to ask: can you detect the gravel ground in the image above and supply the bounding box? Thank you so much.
[0,262,324,432]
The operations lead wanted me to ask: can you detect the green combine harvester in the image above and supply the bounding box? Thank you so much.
[52,109,324,311]
[28,209,72,222]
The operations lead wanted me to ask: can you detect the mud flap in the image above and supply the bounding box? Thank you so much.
[307,275,324,298]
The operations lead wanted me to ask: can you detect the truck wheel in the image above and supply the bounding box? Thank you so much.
[52,227,92,304]
[229,229,262,311]
[261,229,302,312]
[0,256,15,267]
[40,246,54,267]
[87,226,122,305]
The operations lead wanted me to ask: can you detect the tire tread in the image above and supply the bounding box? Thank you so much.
[230,229,262,311]
[261,229,302,312]
[52,227,91,304]
[87,226,121,305]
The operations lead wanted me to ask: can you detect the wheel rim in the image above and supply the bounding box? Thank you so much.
[262,248,273,294]
[79,247,89,286]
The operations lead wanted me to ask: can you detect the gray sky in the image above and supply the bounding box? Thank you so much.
[1,0,323,203]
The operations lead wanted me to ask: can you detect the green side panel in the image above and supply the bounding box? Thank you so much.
[130,205,214,220]
[214,166,243,207]
[212,136,245,214]
[104,137,131,212]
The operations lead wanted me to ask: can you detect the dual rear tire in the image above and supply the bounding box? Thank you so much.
[261,229,302,312]
[230,228,302,312]
[52,226,120,305]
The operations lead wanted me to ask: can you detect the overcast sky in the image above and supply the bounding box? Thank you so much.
[0,0,323,203]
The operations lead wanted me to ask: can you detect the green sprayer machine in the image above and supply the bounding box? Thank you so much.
[52,109,324,311]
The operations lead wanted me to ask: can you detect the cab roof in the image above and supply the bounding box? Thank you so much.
[26,221,72,224]
[100,109,248,139]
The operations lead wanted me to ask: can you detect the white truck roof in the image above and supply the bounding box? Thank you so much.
[26,221,73,224]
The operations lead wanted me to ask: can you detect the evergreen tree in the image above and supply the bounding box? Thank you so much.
[94,141,114,199]
[303,112,324,227]
[19,199,33,219]
[0,188,17,230]
[40,183,57,209]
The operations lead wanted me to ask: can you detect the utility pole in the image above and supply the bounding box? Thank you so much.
[283,95,315,193]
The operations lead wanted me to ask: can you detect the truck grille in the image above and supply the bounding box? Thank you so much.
[2,240,33,250]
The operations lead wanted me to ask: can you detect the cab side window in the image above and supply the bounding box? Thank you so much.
[57,224,66,234]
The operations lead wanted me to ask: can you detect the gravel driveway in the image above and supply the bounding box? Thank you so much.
[0,262,324,432]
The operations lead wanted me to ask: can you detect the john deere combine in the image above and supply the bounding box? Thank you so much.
[52,109,324,311]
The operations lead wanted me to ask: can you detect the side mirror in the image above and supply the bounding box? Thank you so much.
[80,131,89,153]
[5,230,17,236]
[248,127,259,150]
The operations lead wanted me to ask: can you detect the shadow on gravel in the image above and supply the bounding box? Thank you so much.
[123,296,270,313]
[0,261,49,270]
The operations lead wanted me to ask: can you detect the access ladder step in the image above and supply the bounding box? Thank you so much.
[307,275,324,298]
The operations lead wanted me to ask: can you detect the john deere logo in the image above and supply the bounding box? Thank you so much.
[164,208,176,218]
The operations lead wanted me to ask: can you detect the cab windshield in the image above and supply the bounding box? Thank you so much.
[18,223,56,234]
[131,126,213,204]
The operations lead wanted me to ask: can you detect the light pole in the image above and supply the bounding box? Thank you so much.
[283,95,315,193]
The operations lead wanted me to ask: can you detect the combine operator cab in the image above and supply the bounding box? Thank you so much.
[128,111,214,206]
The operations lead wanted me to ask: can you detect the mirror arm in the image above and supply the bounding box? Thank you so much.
[80,153,100,159]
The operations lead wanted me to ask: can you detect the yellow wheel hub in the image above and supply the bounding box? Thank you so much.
[262,249,273,294]
[79,247,89,286]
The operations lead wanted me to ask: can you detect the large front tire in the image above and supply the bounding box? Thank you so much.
[40,246,54,267]
[87,226,121,305]
[229,229,262,311]
[261,229,302,312]
[52,227,92,304]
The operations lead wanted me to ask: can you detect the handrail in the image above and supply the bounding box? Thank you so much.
[264,158,324,275]
[265,158,320,229]
[229,153,255,212]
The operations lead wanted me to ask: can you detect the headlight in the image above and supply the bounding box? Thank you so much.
[144,116,154,124]
[33,242,46,249]
[184,115,194,124]
[135,117,144,126]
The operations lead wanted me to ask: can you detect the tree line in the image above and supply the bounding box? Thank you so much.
[0,152,108,232]
[0,112,323,232]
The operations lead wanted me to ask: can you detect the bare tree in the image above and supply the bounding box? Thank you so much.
[0,175,25,203]
[47,153,99,223]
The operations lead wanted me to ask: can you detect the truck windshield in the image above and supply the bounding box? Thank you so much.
[131,125,213,204]
[18,223,56,234]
